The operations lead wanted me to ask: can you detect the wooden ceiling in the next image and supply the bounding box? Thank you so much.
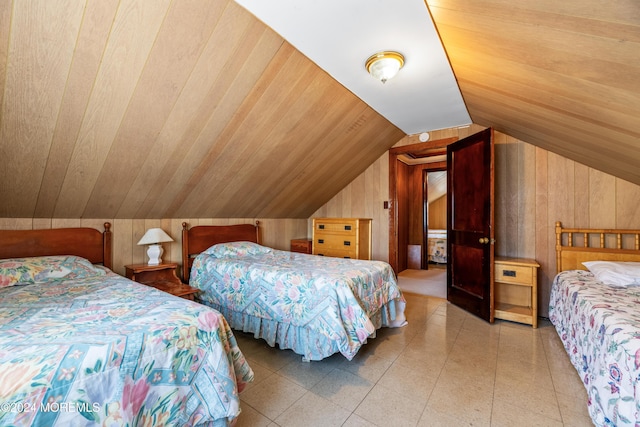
[0,0,638,219]
[0,0,404,219]
[427,0,640,186]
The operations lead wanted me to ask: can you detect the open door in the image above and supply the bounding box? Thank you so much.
[446,128,495,322]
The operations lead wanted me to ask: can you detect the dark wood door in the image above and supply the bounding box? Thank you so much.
[446,128,495,322]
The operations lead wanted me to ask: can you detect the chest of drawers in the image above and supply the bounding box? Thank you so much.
[312,218,371,260]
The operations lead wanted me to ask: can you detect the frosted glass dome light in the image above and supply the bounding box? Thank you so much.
[365,51,405,83]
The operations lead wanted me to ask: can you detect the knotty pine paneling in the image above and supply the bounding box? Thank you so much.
[0,218,307,279]
[315,126,640,318]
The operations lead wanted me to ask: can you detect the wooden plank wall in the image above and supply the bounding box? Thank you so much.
[314,124,640,317]
[0,217,307,278]
[3,125,639,318]
[429,196,447,230]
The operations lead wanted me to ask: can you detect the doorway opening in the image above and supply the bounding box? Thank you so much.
[388,137,457,272]
[388,137,457,298]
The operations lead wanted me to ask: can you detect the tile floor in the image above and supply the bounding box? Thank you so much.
[232,292,593,427]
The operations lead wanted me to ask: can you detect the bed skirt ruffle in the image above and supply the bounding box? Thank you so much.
[196,298,406,361]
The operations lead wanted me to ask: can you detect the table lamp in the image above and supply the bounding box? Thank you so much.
[137,228,174,265]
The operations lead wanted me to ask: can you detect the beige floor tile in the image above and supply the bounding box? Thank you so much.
[277,356,338,389]
[234,402,272,427]
[558,410,594,427]
[551,370,589,399]
[240,373,307,420]
[556,389,592,425]
[428,313,466,331]
[227,292,596,427]
[245,342,302,372]
[274,392,351,427]
[418,406,490,427]
[497,328,549,366]
[393,352,448,378]
[495,357,555,390]
[425,375,494,423]
[240,359,275,392]
[310,368,374,412]
[493,376,562,421]
[342,413,378,427]
[423,395,493,426]
[336,352,394,383]
[354,383,426,427]
[439,354,498,384]
[361,328,411,361]
[411,324,459,349]
[377,358,440,402]
[491,400,564,427]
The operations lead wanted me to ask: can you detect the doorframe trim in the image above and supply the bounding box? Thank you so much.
[388,137,457,273]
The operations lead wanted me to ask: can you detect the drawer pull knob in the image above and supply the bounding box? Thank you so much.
[344,225,352,230]
[318,239,324,244]
[344,241,351,246]
[503,270,516,277]
[319,225,325,229]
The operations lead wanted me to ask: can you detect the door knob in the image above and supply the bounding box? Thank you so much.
[479,237,488,244]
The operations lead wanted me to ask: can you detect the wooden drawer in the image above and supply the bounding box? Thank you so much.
[314,234,356,250]
[494,263,534,286]
[314,219,358,234]
[290,238,312,254]
[314,245,358,259]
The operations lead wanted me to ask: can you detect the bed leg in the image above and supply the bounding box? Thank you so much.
[301,356,311,363]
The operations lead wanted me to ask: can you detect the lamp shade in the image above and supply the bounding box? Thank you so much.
[365,51,405,83]
[137,228,173,245]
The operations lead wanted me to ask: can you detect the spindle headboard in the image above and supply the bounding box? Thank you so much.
[555,221,640,273]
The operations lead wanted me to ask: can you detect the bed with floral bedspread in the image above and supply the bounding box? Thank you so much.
[427,230,447,264]
[549,269,640,426]
[189,242,407,361]
[0,255,253,427]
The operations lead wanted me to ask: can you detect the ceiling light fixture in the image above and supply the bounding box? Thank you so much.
[365,51,405,83]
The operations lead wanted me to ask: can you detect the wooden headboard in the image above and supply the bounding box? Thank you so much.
[555,221,640,273]
[0,223,113,270]
[181,222,260,282]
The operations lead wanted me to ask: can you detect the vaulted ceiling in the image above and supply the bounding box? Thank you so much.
[0,0,638,219]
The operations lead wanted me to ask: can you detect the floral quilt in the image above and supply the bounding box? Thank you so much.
[428,237,447,264]
[549,269,640,426]
[190,243,406,361]
[0,269,253,426]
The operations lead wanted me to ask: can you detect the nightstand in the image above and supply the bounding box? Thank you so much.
[124,262,199,301]
[494,257,540,328]
[290,238,312,254]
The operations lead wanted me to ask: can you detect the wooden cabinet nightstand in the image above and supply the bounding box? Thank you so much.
[494,257,540,328]
[290,238,312,254]
[125,262,199,301]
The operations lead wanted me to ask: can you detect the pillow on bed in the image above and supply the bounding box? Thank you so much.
[0,255,106,288]
[203,241,272,258]
[582,261,640,287]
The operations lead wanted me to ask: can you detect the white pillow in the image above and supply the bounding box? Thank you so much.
[582,261,640,287]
